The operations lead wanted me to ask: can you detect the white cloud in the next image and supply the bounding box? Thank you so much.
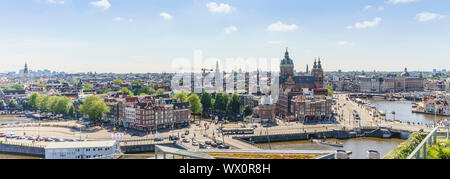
[160,12,173,21]
[349,17,382,29]
[47,0,65,4]
[113,17,133,22]
[363,5,373,11]
[267,41,283,44]
[267,21,298,32]
[206,2,233,14]
[90,0,111,10]
[337,41,354,46]
[388,0,418,4]
[415,12,446,22]
[224,26,237,34]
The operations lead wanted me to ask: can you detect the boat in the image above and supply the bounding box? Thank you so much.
[312,139,344,147]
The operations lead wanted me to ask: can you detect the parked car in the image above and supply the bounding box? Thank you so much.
[27,136,36,140]
[205,141,212,145]
[0,133,6,137]
[185,130,189,135]
[192,141,199,146]
[183,139,190,143]
[210,143,218,148]
[37,137,45,141]
[44,137,54,142]
[199,143,207,149]
[66,139,76,142]
[181,134,185,138]
[54,138,64,142]
[169,135,179,141]
[154,137,164,142]
[16,136,26,140]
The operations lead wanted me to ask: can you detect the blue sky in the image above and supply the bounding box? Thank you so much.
[0,0,449,73]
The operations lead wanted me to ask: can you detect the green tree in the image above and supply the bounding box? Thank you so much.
[79,95,110,121]
[82,83,93,90]
[213,93,228,113]
[156,88,165,95]
[228,94,241,114]
[175,90,189,102]
[29,93,42,109]
[8,99,18,108]
[39,95,52,111]
[11,84,24,90]
[132,80,142,86]
[200,91,212,116]
[188,94,202,115]
[120,87,134,96]
[0,100,6,110]
[326,85,334,97]
[113,79,123,85]
[243,105,252,117]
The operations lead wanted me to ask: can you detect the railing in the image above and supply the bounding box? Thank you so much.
[407,126,450,159]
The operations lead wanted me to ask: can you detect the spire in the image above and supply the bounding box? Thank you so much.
[318,57,322,69]
[306,64,309,74]
[313,59,317,69]
[285,47,289,57]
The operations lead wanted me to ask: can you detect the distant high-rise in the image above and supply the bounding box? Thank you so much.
[24,63,29,78]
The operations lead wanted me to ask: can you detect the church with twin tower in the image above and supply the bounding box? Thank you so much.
[277,48,328,118]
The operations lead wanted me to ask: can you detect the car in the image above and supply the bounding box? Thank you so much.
[54,138,64,142]
[181,134,185,138]
[44,137,54,142]
[185,130,189,135]
[205,141,212,145]
[216,142,223,146]
[27,136,36,140]
[66,139,76,142]
[154,137,164,142]
[169,135,179,141]
[183,139,190,143]
[37,137,45,141]
[6,135,16,139]
[222,144,230,149]
[16,136,26,140]
[199,143,207,149]
[251,125,258,129]
[0,133,6,137]
[210,143,218,148]
[192,141,199,146]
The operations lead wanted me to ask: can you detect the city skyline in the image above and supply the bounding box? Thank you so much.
[0,0,449,73]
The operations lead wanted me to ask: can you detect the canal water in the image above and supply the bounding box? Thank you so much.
[256,137,404,159]
[0,153,41,159]
[369,99,447,125]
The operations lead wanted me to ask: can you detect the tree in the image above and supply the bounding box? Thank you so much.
[113,79,123,85]
[156,88,165,95]
[326,85,334,97]
[228,94,241,114]
[200,92,212,116]
[29,93,42,109]
[11,84,24,90]
[213,93,228,113]
[132,80,142,86]
[243,105,252,117]
[188,94,202,115]
[0,100,5,110]
[79,95,110,121]
[120,87,134,96]
[8,99,18,108]
[82,83,93,90]
[175,90,189,102]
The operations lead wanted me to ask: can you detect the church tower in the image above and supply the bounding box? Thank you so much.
[24,63,29,78]
[312,58,324,88]
[280,48,294,80]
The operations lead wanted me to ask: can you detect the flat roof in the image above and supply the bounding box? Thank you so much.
[45,140,118,149]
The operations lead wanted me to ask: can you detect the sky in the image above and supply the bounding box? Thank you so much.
[0,0,449,73]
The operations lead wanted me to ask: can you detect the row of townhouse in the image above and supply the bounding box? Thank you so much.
[104,93,191,131]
